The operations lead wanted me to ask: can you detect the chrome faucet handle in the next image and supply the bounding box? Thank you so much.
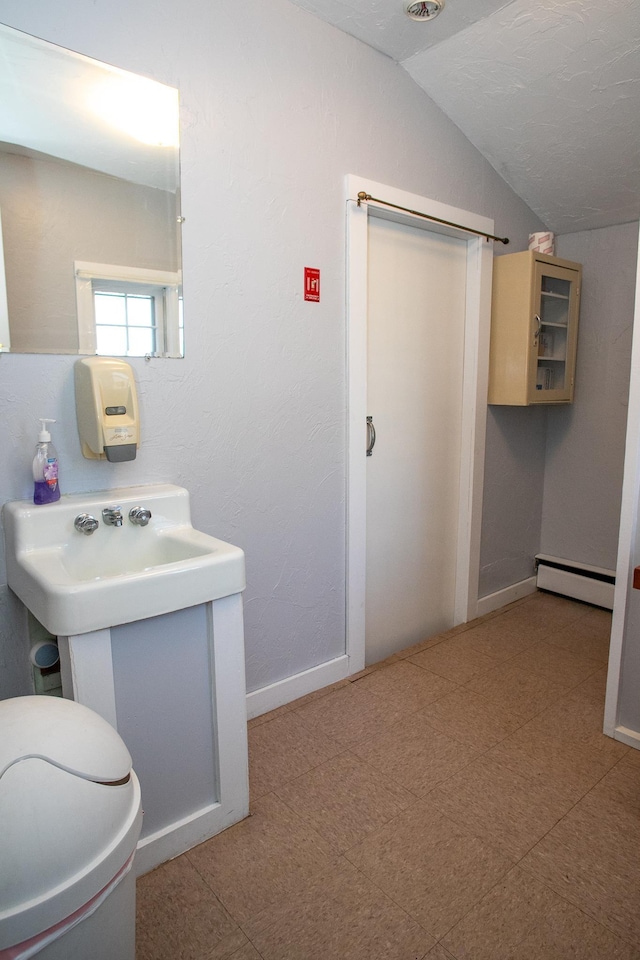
[74,513,99,536]
[102,506,123,527]
[129,506,152,526]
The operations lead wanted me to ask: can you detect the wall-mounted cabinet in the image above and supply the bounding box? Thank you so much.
[488,251,581,405]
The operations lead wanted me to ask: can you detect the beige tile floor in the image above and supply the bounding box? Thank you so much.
[136,591,640,960]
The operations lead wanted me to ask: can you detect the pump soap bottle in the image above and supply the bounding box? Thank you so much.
[33,419,61,505]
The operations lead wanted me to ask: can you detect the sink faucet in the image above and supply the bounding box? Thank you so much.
[102,506,123,527]
[129,506,152,526]
[74,514,99,536]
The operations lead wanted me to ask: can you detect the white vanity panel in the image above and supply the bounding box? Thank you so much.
[111,604,217,839]
[58,595,249,876]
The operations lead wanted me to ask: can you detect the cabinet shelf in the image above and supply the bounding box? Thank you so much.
[488,251,581,406]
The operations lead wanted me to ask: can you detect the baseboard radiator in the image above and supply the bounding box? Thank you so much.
[535,554,615,610]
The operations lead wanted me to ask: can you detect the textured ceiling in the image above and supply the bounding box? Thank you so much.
[288,0,640,234]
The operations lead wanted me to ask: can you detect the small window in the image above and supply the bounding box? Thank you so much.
[94,281,159,357]
[75,261,182,358]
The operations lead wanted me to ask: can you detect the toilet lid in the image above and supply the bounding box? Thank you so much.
[0,696,131,783]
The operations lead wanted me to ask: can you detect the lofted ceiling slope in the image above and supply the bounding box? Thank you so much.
[288,0,640,235]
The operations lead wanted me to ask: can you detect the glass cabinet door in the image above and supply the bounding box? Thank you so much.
[529,261,580,403]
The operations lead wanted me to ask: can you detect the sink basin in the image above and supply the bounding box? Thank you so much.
[2,484,245,635]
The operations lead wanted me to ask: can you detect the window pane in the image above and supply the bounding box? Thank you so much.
[127,295,155,328]
[95,292,127,326]
[96,325,128,355]
[127,327,155,356]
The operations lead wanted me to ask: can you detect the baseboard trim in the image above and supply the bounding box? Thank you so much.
[476,577,538,617]
[246,654,350,720]
[613,725,640,751]
[135,799,248,876]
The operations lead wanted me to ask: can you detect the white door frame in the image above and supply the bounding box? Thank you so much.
[346,175,495,674]
[605,221,640,746]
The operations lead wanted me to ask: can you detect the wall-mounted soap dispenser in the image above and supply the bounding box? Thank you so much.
[75,357,139,462]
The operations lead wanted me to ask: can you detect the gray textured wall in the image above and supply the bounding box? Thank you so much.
[478,223,639,599]
[541,223,639,569]
[0,0,544,700]
[478,405,547,597]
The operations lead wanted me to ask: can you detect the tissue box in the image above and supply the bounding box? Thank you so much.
[529,232,555,255]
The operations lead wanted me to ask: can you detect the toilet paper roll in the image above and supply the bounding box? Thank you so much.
[529,232,555,255]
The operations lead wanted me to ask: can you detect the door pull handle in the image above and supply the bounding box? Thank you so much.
[366,416,376,457]
[533,314,542,344]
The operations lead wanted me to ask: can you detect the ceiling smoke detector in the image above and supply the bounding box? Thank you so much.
[405,1,444,21]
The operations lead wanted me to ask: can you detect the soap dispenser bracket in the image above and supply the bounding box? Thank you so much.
[74,357,140,462]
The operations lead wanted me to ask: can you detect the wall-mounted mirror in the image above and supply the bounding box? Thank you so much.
[0,22,183,358]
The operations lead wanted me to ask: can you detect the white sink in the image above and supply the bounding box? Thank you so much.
[2,484,245,636]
